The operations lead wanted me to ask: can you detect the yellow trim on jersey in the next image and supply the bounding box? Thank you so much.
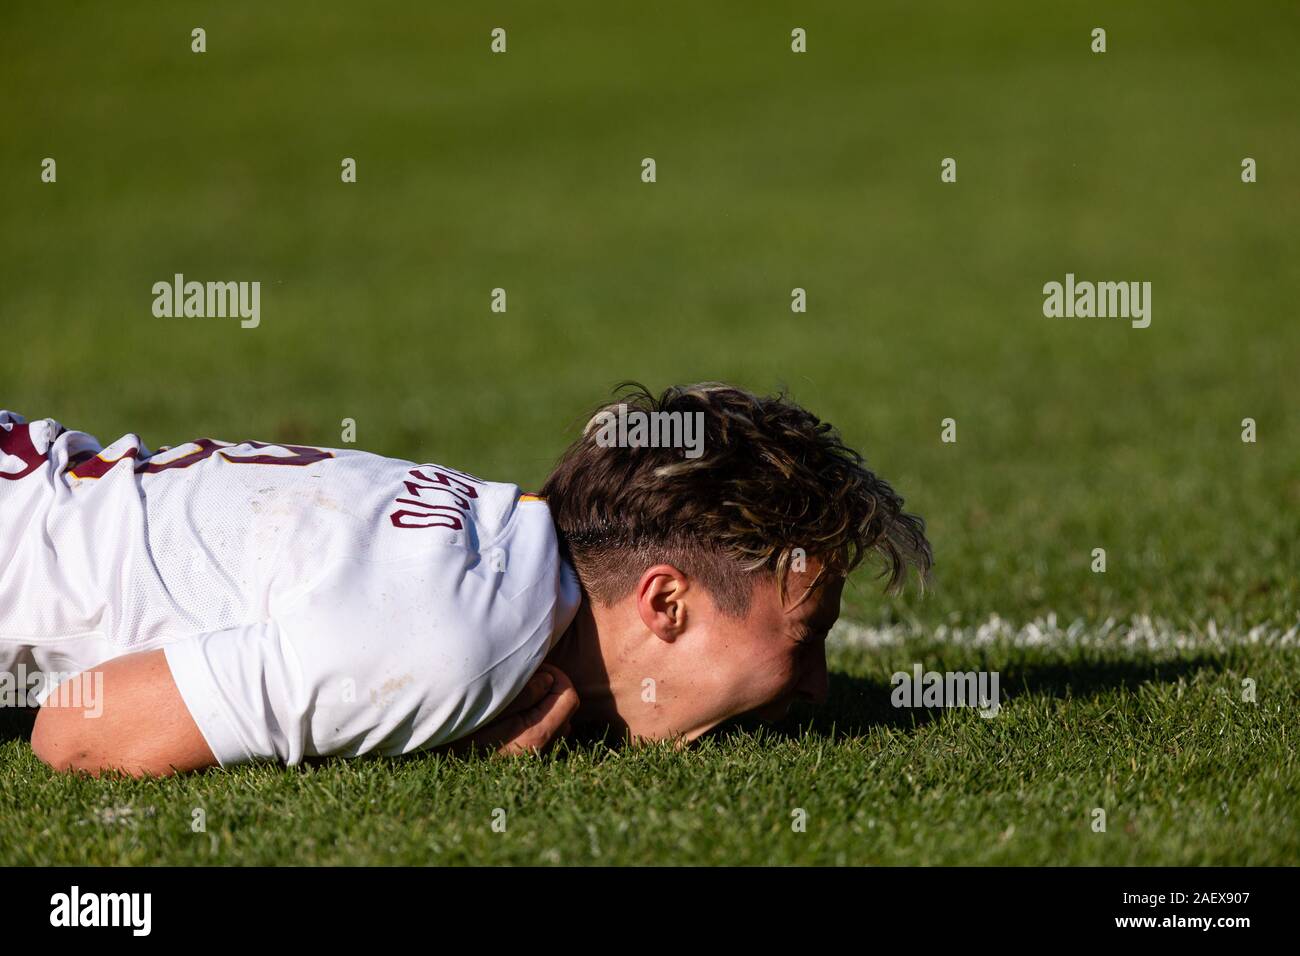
[518,493,545,502]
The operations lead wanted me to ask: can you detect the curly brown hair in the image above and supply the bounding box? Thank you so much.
[539,383,932,616]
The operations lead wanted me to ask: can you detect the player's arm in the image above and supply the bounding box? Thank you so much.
[30,650,216,777]
[438,663,578,757]
[30,651,578,777]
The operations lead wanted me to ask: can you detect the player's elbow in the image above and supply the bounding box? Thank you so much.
[31,706,91,773]
[30,705,152,778]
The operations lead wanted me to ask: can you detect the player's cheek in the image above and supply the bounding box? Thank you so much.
[750,649,802,713]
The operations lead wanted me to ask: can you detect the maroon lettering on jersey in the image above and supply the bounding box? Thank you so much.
[136,438,225,473]
[215,441,334,468]
[400,481,471,510]
[387,466,478,530]
[390,508,464,531]
[141,439,333,472]
[0,422,48,481]
[68,445,142,479]
[64,437,335,479]
[409,467,481,496]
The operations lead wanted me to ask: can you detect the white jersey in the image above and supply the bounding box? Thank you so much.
[0,411,580,766]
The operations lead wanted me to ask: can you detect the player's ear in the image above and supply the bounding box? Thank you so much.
[635,564,690,640]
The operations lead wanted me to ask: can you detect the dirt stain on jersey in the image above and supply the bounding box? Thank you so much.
[370,673,414,706]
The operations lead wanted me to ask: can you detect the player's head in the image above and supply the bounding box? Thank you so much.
[541,382,932,743]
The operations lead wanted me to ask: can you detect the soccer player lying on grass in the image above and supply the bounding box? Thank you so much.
[1,384,931,777]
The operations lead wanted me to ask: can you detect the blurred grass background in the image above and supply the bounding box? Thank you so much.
[2,2,1297,631]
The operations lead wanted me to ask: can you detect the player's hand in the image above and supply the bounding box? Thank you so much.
[447,663,579,757]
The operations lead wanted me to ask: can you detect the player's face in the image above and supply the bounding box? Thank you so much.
[676,565,841,742]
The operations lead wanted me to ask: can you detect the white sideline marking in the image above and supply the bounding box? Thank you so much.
[830,613,1300,651]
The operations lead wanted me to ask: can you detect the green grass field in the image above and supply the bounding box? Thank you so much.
[1,1,1297,865]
